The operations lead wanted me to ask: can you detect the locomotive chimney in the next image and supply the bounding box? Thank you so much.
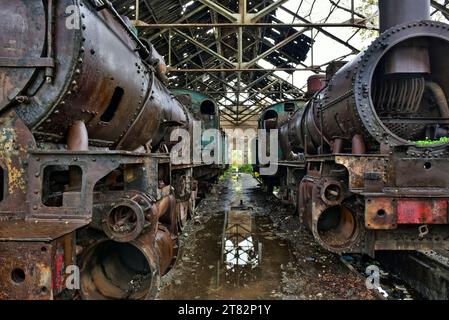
[379,0,430,33]
[379,0,431,74]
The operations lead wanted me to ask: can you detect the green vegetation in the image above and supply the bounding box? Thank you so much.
[356,0,447,43]
[220,164,255,180]
[238,164,254,174]
[356,0,378,42]
[414,137,449,146]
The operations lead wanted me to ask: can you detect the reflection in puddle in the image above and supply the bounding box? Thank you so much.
[158,213,293,299]
[158,176,294,300]
[224,237,259,269]
[223,209,261,270]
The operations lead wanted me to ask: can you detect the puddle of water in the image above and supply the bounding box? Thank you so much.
[158,211,293,300]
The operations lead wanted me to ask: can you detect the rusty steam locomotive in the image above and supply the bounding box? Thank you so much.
[0,0,225,299]
[257,0,449,256]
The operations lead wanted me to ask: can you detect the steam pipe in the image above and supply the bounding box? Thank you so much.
[425,81,449,118]
[67,121,88,190]
[67,121,89,151]
[352,135,366,155]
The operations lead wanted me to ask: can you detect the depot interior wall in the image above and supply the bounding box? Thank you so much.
[221,118,259,166]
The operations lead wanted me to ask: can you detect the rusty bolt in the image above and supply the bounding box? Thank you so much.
[15,96,30,104]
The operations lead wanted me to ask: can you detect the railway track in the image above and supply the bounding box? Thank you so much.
[341,250,449,300]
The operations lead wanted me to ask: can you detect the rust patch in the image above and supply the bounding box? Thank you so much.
[335,156,389,191]
[365,197,397,230]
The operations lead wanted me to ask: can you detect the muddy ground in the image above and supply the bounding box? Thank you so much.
[158,173,375,300]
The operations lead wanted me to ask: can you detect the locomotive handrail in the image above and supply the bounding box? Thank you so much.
[380,117,449,124]
[0,57,55,68]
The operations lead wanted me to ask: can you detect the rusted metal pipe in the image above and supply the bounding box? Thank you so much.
[80,234,159,300]
[332,138,344,154]
[379,0,430,32]
[155,195,171,219]
[67,121,88,151]
[155,225,176,275]
[425,81,449,118]
[379,0,431,74]
[80,222,177,299]
[67,121,88,190]
[315,205,360,252]
[352,134,366,155]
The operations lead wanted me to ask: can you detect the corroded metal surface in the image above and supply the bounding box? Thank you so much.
[0,0,46,111]
[0,233,75,300]
[259,0,449,257]
[0,0,224,300]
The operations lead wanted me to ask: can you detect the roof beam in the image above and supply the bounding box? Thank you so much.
[197,0,238,22]
[172,28,235,67]
[279,5,359,53]
[250,0,290,22]
[245,29,309,68]
[241,79,280,104]
[145,4,207,41]
[431,0,449,20]
[243,71,275,90]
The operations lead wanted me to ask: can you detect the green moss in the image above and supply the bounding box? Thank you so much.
[413,137,449,146]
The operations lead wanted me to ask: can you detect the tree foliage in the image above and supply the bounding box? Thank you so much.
[355,0,448,42]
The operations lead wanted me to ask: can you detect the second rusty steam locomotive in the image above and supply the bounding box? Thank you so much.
[0,0,226,299]
[257,0,449,256]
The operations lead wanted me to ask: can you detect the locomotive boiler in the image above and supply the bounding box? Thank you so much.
[260,0,449,256]
[0,0,223,299]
